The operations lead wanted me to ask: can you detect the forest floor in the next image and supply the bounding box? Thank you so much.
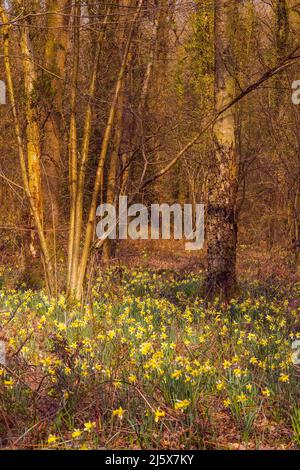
[0,243,300,450]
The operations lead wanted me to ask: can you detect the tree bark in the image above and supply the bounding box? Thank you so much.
[102,85,125,262]
[0,4,54,293]
[19,18,43,260]
[43,0,70,224]
[68,8,110,294]
[67,1,80,289]
[205,0,238,301]
[102,1,132,262]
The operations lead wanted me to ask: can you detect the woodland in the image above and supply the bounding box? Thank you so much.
[0,0,300,451]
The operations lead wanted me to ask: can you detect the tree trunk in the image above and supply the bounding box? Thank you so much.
[19,20,43,260]
[43,0,70,224]
[205,0,238,301]
[67,1,80,290]
[0,4,55,293]
[68,9,110,294]
[102,86,124,262]
[102,1,132,262]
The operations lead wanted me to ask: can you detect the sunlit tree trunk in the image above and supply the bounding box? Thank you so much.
[19,18,43,260]
[205,0,238,301]
[67,1,80,290]
[0,4,54,293]
[68,9,110,295]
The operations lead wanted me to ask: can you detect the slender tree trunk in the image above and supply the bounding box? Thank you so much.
[291,176,300,263]
[67,1,80,290]
[68,9,110,294]
[75,0,144,298]
[102,1,132,262]
[19,19,43,260]
[102,84,125,262]
[0,5,54,293]
[274,0,289,107]
[118,7,160,201]
[151,0,173,202]
[205,0,238,301]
